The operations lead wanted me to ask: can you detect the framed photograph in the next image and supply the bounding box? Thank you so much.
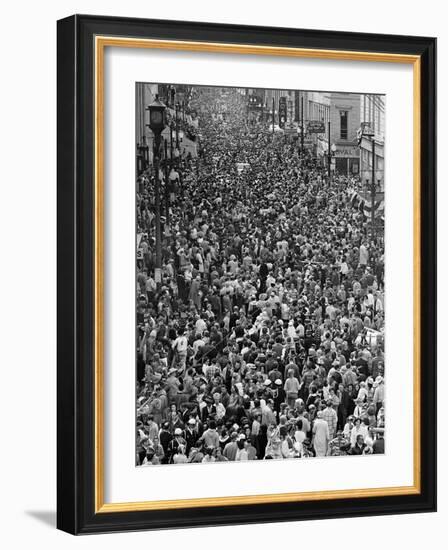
[57,14,436,535]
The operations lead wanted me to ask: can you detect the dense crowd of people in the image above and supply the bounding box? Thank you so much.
[135,87,385,466]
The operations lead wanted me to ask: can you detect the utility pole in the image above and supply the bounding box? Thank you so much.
[300,95,304,155]
[146,95,168,288]
[153,134,162,286]
[371,138,376,240]
[164,139,170,226]
[176,103,180,151]
[272,97,275,136]
[327,120,331,182]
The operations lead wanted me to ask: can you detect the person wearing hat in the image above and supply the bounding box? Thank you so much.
[184,418,199,454]
[200,395,215,423]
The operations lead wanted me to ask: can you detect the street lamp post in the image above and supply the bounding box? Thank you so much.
[272,97,275,136]
[328,142,336,183]
[164,139,170,226]
[371,138,376,240]
[327,121,331,181]
[175,103,180,150]
[300,96,304,156]
[358,122,376,240]
[178,130,184,159]
[146,94,167,287]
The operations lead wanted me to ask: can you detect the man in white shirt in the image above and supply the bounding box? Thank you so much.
[235,436,249,461]
[172,330,188,370]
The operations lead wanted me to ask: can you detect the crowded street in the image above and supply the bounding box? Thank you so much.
[135,85,385,466]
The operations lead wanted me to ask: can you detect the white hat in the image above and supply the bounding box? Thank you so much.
[174,428,183,435]
[188,418,196,425]
[274,379,282,386]
[263,379,271,386]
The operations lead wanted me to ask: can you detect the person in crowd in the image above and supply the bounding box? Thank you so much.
[312,411,330,457]
[348,434,372,455]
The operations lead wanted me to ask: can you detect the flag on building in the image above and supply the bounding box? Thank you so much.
[361,196,385,219]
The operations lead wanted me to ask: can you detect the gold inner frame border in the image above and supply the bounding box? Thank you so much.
[94,35,421,513]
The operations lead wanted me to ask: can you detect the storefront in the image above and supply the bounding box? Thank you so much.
[359,137,384,191]
[333,145,360,176]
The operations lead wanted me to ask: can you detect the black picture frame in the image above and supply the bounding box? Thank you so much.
[57,14,436,535]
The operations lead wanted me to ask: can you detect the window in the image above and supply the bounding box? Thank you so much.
[340,110,348,140]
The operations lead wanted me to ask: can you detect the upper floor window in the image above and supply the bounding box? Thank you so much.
[340,110,348,140]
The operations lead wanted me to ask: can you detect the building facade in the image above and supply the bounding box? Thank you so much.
[329,92,361,176]
[359,94,385,190]
[263,89,295,126]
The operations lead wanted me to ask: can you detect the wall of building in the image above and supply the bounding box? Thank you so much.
[329,92,360,144]
[328,92,361,176]
[135,83,159,146]
[360,94,385,187]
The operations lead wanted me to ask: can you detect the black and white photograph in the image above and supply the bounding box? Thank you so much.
[135,83,386,466]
